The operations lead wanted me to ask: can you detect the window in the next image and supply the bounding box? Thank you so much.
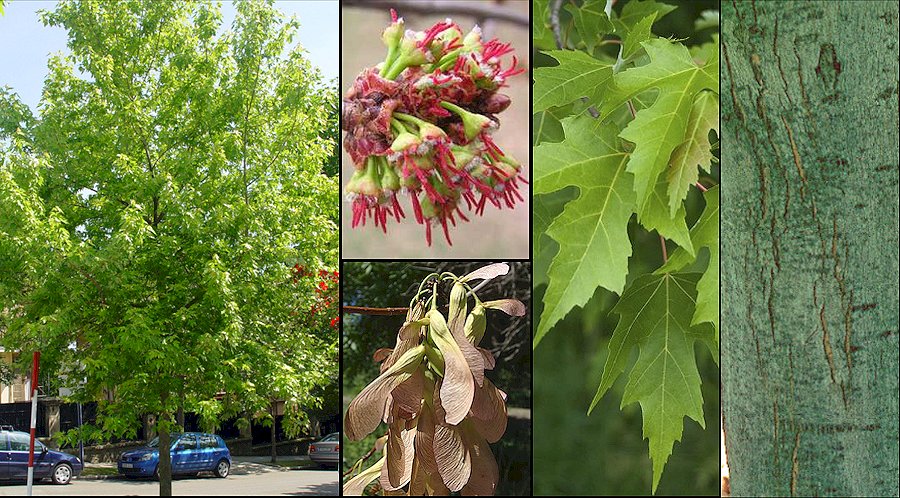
[200,435,218,448]
[177,435,198,450]
[8,432,31,451]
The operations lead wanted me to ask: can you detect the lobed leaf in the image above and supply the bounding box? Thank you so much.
[601,38,718,216]
[564,0,614,52]
[534,115,634,345]
[589,272,711,493]
[657,186,720,346]
[533,50,613,113]
[666,91,719,217]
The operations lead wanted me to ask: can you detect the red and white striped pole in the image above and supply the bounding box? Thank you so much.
[26,351,40,497]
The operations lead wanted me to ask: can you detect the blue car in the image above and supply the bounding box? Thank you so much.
[0,429,83,485]
[118,433,231,479]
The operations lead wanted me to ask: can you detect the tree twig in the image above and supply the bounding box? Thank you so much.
[342,438,381,478]
[342,306,409,316]
[550,0,564,49]
[342,0,529,27]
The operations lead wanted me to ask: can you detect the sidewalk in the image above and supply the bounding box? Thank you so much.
[79,456,318,481]
[232,455,319,470]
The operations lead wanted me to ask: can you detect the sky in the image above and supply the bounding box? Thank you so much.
[0,0,339,112]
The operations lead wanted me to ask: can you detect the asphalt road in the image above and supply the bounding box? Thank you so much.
[0,462,338,496]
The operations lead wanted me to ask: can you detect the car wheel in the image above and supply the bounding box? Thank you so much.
[214,459,230,478]
[51,463,73,485]
[153,465,160,481]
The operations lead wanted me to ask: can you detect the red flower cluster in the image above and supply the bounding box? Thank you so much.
[342,10,526,246]
[291,264,339,330]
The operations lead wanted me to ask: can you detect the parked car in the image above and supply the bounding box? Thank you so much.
[0,428,83,485]
[117,433,231,479]
[308,432,339,467]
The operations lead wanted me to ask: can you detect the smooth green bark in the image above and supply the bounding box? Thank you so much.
[722,1,899,496]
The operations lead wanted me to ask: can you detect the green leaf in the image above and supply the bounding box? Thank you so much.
[694,10,720,31]
[533,116,634,345]
[532,0,557,51]
[621,12,657,60]
[690,34,720,67]
[667,90,719,217]
[638,174,693,255]
[564,0,614,52]
[533,190,575,288]
[602,38,718,215]
[532,105,571,145]
[657,186,719,343]
[533,50,613,113]
[589,272,708,493]
[614,0,676,33]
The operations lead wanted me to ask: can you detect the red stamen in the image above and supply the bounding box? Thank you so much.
[445,37,463,51]
[499,56,525,80]
[391,194,405,222]
[440,216,452,246]
[418,21,452,49]
[410,191,424,224]
[453,56,467,73]
[390,9,398,22]
[481,39,514,60]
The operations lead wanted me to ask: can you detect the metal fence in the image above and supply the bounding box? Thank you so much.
[0,401,48,437]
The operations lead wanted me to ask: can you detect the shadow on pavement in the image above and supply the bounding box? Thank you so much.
[228,461,290,476]
[285,480,339,496]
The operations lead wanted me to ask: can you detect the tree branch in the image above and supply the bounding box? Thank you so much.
[341,0,529,27]
[342,306,409,316]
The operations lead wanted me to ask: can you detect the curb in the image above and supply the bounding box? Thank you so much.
[77,474,124,481]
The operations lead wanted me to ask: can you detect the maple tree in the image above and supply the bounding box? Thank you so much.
[0,1,337,494]
[533,0,719,493]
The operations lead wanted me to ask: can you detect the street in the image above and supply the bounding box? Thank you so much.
[0,461,338,496]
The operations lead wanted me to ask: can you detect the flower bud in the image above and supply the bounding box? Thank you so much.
[381,15,404,48]
[390,130,422,153]
[463,25,483,51]
[441,101,495,141]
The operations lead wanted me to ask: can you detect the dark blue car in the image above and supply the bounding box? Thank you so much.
[118,433,231,479]
[0,429,83,485]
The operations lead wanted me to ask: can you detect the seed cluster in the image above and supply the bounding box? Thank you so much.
[343,264,525,495]
[342,11,526,246]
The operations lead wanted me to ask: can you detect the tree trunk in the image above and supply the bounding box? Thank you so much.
[722,2,899,497]
[158,416,173,497]
[270,401,278,464]
[176,384,185,431]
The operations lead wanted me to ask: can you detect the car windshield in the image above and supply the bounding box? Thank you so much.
[146,434,181,448]
[321,433,338,442]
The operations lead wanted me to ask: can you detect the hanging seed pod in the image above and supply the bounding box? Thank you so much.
[343,264,525,496]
